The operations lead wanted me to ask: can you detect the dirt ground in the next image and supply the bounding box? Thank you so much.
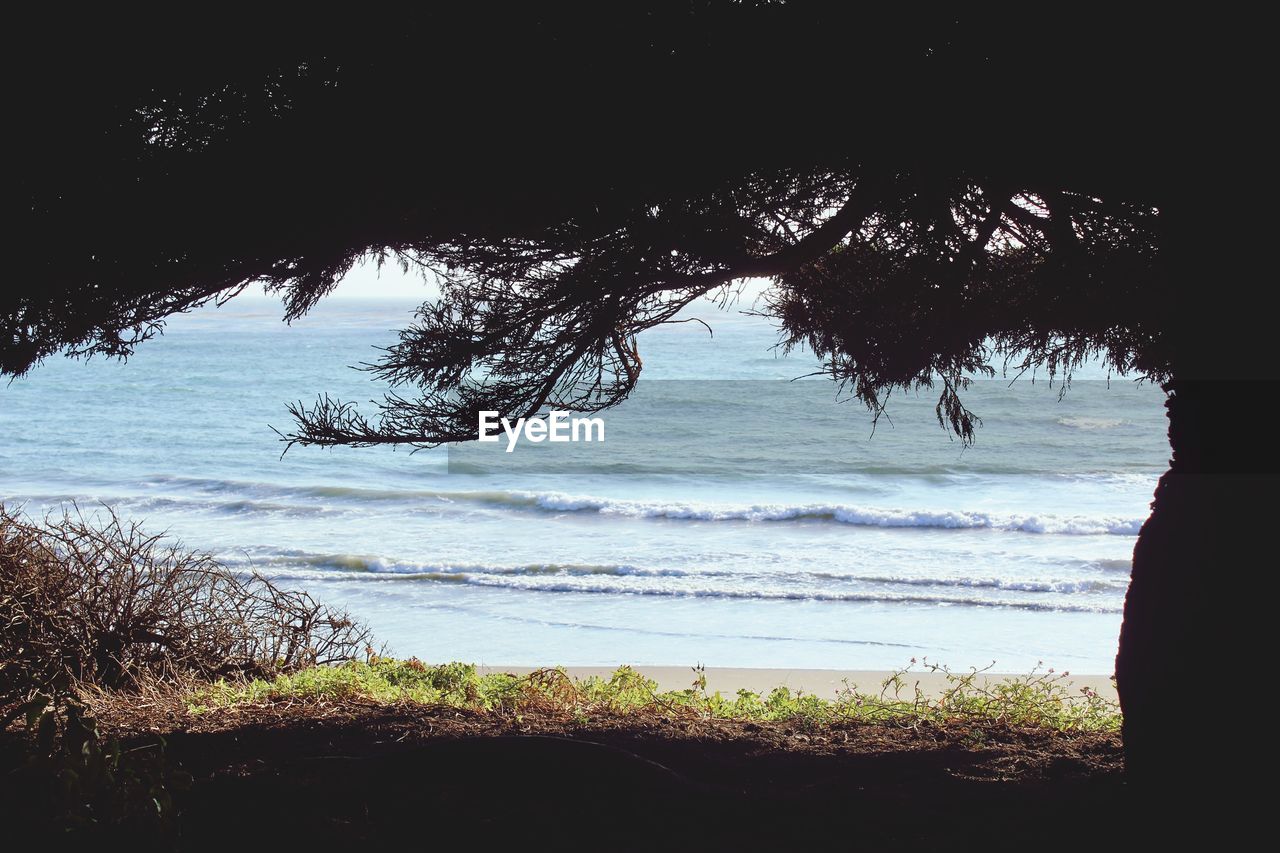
[6,697,1133,849]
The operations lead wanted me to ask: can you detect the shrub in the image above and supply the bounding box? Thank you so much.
[0,503,371,710]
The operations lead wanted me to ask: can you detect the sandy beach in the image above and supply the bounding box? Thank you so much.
[480,665,1118,702]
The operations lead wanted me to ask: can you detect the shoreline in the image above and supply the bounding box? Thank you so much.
[477,665,1118,701]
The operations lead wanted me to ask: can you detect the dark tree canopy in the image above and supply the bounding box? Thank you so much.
[281,169,1166,448]
[7,5,1228,446]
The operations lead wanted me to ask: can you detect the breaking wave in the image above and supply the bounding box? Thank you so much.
[227,551,1124,614]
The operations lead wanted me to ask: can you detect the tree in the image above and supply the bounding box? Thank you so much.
[4,4,1269,829]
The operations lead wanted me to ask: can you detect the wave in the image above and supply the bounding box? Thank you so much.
[499,492,1145,535]
[142,475,437,504]
[820,574,1123,594]
[1057,416,1129,430]
[262,553,701,579]
[230,552,1122,613]
[126,495,340,518]
[243,552,1126,594]
[460,581,1122,613]
[0,492,343,521]
[251,566,1120,613]
[106,476,1148,534]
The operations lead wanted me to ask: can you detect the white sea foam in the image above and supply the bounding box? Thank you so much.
[247,553,1124,594]
[1057,416,1128,430]
[513,491,1144,535]
[225,549,1126,616]
[83,480,1148,535]
[244,563,1121,614]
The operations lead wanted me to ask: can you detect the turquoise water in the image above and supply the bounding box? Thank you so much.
[0,297,1169,672]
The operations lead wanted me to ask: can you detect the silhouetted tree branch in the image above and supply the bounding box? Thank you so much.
[281,174,1164,448]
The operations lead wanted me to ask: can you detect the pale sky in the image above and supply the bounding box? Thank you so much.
[241,257,440,301]
[241,256,775,303]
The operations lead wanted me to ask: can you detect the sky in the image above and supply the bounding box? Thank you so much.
[240,256,776,304]
[242,256,437,301]
[232,259,1121,381]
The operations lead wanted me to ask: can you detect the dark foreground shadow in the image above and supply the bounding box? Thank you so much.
[102,706,1140,850]
[6,703,1176,849]
[184,735,1140,849]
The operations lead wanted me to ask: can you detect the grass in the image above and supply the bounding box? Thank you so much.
[189,657,1121,733]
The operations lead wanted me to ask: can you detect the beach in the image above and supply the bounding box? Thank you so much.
[482,665,1118,701]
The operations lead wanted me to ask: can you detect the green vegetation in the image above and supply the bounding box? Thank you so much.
[192,657,1121,733]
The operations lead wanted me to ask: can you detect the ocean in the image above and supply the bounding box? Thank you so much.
[0,296,1169,673]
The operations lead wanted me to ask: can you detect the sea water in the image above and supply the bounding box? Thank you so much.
[0,297,1169,673]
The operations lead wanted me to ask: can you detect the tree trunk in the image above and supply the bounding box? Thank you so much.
[1117,378,1271,838]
